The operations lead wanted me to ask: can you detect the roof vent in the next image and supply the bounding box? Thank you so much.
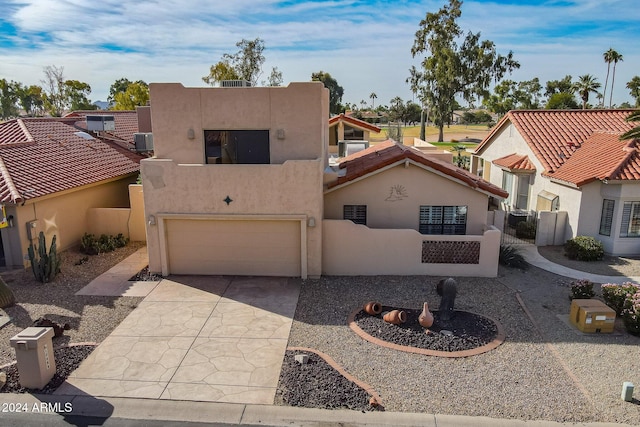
[219,80,252,88]
[134,133,154,152]
[86,115,115,132]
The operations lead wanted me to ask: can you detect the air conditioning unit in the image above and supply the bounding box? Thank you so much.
[338,140,370,157]
[86,115,115,131]
[134,133,154,152]
[220,80,252,88]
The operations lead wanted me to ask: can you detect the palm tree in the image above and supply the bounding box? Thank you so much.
[608,50,623,107]
[602,48,616,107]
[626,76,640,107]
[572,75,601,109]
[620,110,640,141]
[369,92,377,109]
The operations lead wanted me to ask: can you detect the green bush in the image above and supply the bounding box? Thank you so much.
[80,232,129,255]
[499,245,528,269]
[622,290,640,336]
[601,282,639,315]
[564,236,604,261]
[515,221,536,239]
[569,279,595,300]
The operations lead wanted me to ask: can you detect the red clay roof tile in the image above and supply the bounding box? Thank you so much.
[475,109,637,173]
[0,117,140,203]
[328,113,381,133]
[492,153,536,172]
[545,132,640,186]
[328,139,508,198]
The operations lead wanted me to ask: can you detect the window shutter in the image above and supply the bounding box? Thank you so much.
[599,199,614,236]
[343,205,367,225]
[620,202,632,237]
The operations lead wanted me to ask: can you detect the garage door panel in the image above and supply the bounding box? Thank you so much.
[165,219,301,276]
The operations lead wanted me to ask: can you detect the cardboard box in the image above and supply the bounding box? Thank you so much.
[570,299,616,333]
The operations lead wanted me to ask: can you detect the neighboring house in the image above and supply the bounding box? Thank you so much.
[142,82,506,278]
[323,140,507,276]
[328,113,381,155]
[471,109,639,255]
[0,113,143,268]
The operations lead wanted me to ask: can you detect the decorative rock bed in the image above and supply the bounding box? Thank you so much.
[349,306,505,357]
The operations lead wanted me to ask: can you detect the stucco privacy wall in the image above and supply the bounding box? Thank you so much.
[10,176,136,268]
[143,82,328,277]
[324,162,489,235]
[322,220,501,277]
[86,185,147,241]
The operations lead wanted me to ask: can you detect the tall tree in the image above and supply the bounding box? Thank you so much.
[109,78,147,105]
[112,82,150,110]
[545,75,573,97]
[409,0,519,141]
[65,80,97,111]
[619,110,640,141]
[17,84,44,116]
[311,71,344,115]
[627,76,640,107]
[608,50,623,107]
[202,38,265,86]
[42,65,67,116]
[602,47,618,107]
[0,79,20,120]
[572,75,601,109]
[264,67,283,87]
[545,92,579,109]
[369,92,377,108]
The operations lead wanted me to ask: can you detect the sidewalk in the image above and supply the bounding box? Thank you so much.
[519,244,640,283]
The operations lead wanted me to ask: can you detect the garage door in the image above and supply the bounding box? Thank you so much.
[165,219,301,276]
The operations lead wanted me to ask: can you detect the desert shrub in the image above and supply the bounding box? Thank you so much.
[564,236,604,261]
[0,276,15,308]
[601,282,639,315]
[80,232,129,255]
[515,221,536,239]
[27,231,61,283]
[569,279,595,300]
[622,291,640,336]
[499,245,528,269]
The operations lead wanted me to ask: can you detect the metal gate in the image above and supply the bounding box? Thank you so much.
[501,210,537,245]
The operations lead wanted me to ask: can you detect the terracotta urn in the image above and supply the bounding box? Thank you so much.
[363,301,382,315]
[418,302,434,328]
[383,309,406,325]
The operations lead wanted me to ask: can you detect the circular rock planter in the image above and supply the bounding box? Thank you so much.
[349,306,505,358]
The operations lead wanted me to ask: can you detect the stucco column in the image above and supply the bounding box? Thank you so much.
[338,122,344,141]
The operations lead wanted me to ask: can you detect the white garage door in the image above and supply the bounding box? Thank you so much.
[165,219,301,276]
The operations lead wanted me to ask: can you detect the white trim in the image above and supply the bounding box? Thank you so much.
[156,213,308,279]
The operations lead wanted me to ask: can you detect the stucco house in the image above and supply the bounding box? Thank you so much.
[0,112,142,268]
[471,109,639,255]
[328,113,381,155]
[142,82,506,278]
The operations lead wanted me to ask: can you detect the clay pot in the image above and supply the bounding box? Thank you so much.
[363,301,382,315]
[383,309,406,325]
[418,302,434,328]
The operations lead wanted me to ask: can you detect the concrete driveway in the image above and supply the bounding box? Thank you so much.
[57,275,300,404]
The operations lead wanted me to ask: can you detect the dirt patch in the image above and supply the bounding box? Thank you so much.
[537,245,640,279]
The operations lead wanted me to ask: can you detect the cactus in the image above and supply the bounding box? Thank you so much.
[0,276,15,308]
[27,231,61,283]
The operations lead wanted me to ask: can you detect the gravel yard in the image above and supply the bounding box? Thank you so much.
[282,267,640,424]
[0,243,145,367]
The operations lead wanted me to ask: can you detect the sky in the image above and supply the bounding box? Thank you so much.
[0,0,638,108]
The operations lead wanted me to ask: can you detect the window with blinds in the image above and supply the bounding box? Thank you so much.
[599,199,615,236]
[343,205,367,225]
[419,206,467,235]
[620,201,640,237]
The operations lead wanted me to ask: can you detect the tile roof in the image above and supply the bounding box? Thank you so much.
[327,139,508,198]
[0,118,141,204]
[328,113,381,133]
[545,132,640,186]
[492,153,536,172]
[475,109,637,173]
[64,110,140,145]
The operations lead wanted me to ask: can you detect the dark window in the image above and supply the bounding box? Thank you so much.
[419,206,467,235]
[343,205,367,225]
[204,130,270,164]
[599,199,615,236]
[620,201,640,237]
